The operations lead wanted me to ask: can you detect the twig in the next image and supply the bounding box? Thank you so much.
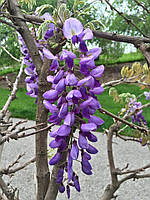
[7,153,25,170]
[116,134,140,143]
[0,123,54,144]
[0,176,16,200]
[0,19,18,30]
[0,60,24,120]
[10,120,28,132]
[0,45,21,63]
[0,157,35,175]
[119,173,150,185]
[93,30,150,44]
[0,0,7,10]
[103,0,148,37]
[98,107,149,133]
[116,163,150,175]
[0,192,9,200]
[134,0,150,14]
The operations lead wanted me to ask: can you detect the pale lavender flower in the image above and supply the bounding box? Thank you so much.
[63,18,83,39]
[144,91,150,100]
[86,144,98,154]
[43,48,57,60]
[58,103,68,119]
[59,184,65,193]
[66,185,70,199]
[89,86,104,95]
[67,150,73,182]
[43,100,58,113]
[53,69,64,84]
[55,78,66,94]
[78,132,89,149]
[60,50,76,69]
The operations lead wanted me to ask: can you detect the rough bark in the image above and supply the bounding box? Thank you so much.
[7,0,43,74]
[35,59,51,200]
[100,124,119,200]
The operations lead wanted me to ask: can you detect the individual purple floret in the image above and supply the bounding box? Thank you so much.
[144,91,150,100]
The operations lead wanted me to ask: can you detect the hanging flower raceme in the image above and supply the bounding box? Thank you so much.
[20,14,105,199]
[42,17,104,199]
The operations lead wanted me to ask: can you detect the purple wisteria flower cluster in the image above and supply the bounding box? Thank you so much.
[42,18,104,198]
[20,15,104,199]
[127,98,147,126]
[18,13,55,102]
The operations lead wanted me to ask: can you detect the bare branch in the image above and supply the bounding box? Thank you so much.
[98,107,149,133]
[116,162,150,175]
[0,45,21,63]
[0,176,17,200]
[119,172,150,185]
[0,60,24,120]
[0,157,36,175]
[0,123,54,144]
[0,18,18,30]
[0,192,9,200]
[93,30,150,44]
[134,0,150,14]
[103,0,148,37]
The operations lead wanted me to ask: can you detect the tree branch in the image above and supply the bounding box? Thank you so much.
[0,157,36,175]
[0,45,21,63]
[103,0,148,37]
[7,0,43,75]
[134,0,150,14]
[0,60,24,120]
[0,123,54,144]
[0,18,18,30]
[93,30,150,44]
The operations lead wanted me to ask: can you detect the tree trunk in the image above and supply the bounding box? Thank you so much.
[35,59,51,200]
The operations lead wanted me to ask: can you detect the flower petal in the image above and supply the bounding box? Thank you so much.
[63,18,83,39]
[57,124,71,136]
[49,152,62,165]
[81,123,97,132]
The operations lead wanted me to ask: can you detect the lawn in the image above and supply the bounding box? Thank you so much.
[0,87,36,120]
[0,52,145,76]
[0,84,149,136]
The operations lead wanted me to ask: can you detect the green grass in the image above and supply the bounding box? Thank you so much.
[0,52,145,76]
[97,51,145,65]
[0,88,36,120]
[0,84,149,137]
[0,65,24,76]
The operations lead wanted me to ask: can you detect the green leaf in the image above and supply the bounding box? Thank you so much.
[58,3,67,22]
[35,4,53,15]
[19,0,36,9]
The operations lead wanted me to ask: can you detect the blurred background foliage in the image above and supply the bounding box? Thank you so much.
[0,0,149,67]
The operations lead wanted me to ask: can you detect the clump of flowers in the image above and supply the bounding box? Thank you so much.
[43,17,104,198]
[127,98,147,126]
[144,91,150,100]
[19,16,104,199]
